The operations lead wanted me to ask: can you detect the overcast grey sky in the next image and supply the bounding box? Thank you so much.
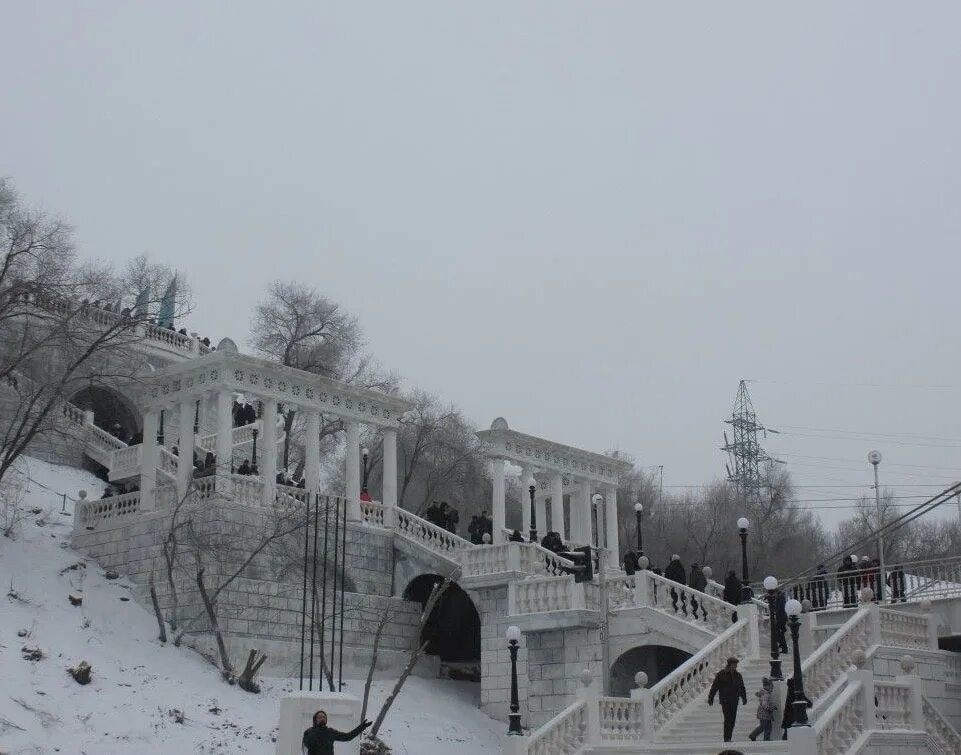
[3,2,961,526]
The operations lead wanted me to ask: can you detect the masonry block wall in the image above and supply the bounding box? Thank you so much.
[477,585,528,723]
[872,647,961,732]
[523,626,602,729]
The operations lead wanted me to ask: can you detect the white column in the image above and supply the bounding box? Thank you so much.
[550,472,565,540]
[345,420,361,520]
[261,397,278,506]
[382,428,398,508]
[519,467,532,536]
[140,408,159,510]
[176,400,194,502]
[574,478,592,545]
[492,458,506,544]
[305,410,321,493]
[535,491,547,541]
[605,484,620,569]
[215,390,233,495]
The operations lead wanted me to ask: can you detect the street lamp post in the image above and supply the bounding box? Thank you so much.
[738,517,752,603]
[868,450,885,602]
[785,598,810,726]
[360,447,371,501]
[251,427,259,475]
[593,493,611,695]
[528,483,537,543]
[634,502,644,556]
[764,576,784,680]
[506,625,523,734]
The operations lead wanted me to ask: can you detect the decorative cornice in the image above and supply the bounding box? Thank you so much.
[136,350,409,428]
[476,426,632,485]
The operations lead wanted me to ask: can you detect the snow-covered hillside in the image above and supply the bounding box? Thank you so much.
[0,458,502,754]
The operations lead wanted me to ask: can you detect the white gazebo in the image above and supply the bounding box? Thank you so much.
[475,418,632,557]
[135,339,410,517]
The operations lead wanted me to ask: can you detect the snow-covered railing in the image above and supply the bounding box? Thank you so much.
[158,447,178,479]
[874,680,913,730]
[86,423,127,452]
[648,612,755,732]
[635,571,734,635]
[276,484,307,507]
[459,542,576,580]
[879,608,935,650]
[509,574,594,615]
[394,507,472,558]
[900,555,961,602]
[359,499,387,527]
[706,577,769,617]
[606,573,635,610]
[525,699,587,755]
[814,676,867,754]
[230,474,263,507]
[518,544,575,578]
[802,606,875,702]
[193,476,218,501]
[109,443,142,480]
[75,491,141,529]
[62,401,86,426]
[946,654,961,685]
[923,695,961,753]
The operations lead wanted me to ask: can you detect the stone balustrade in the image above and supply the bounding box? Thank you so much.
[923,695,961,754]
[509,575,586,615]
[874,680,913,730]
[518,544,575,578]
[945,653,961,685]
[605,573,635,610]
[62,402,86,426]
[359,499,387,527]
[394,507,472,558]
[648,612,755,731]
[597,697,646,742]
[814,675,867,755]
[525,698,587,755]
[110,444,142,480]
[86,423,127,452]
[879,607,935,650]
[158,447,178,479]
[634,571,734,635]
[75,491,141,530]
[802,605,875,703]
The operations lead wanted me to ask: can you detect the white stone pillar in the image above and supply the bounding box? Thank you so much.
[176,400,194,502]
[140,408,159,510]
[382,428,398,508]
[492,458,506,544]
[535,491,547,541]
[305,410,321,493]
[605,484,620,568]
[576,479,593,546]
[261,397,278,506]
[215,390,233,496]
[345,420,361,520]
[550,472,565,540]
[519,467,532,536]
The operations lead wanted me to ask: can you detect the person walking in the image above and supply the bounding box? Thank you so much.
[748,677,777,741]
[302,710,371,755]
[723,569,742,623]
[708,657,748,742]
[664,554,687,615]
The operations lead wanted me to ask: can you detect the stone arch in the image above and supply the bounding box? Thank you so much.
[70,385,141,441]
[403,574,481,665]
[610,645,692,698]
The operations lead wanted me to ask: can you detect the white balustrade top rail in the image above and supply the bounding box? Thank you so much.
[86,423,127,452]
[519,543,576,578]
[526,699,587,755]
[802,607,874,703]
[606,573,636,610]
[75,491,141,530]
[874,681,913,730]
[706,577,769,616]
[158,447,178,479]
[649,615,753,732]
[815,678,865,755]
[510,575,584,615]
[359,499,387,527]
[923,694,961,754]
[394,506,473,558]
[639,571,735,635]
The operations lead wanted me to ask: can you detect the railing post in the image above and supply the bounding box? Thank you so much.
[799,609,815,657]
[83,410,94,426]
[924,610,940,650]
[630,688,655,742]
[896,672,924,730]
[740,602,761,656]
[577,683,601,744]
[849,669,875,726]
[866,602,882,645]
[507,542,522,572]
[633,572,651,607]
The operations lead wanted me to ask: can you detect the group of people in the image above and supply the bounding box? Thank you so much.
[708,657,812,743]
[790,557,907,610]
[104,422,141,446]
[232,399,258,427]
[424,501,460,534]
[466,510,493,543]
[100,480,139,499]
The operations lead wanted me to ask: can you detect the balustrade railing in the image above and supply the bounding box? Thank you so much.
[110,444,142,479]
[394,507,472,557]
[230,474,263,507]
[461,542,512,576]
[923,695,961,754]
[946,654,961,685]
[606,573,635,610]
[510,575,584,615]
[526,699,587,755]
[62,402,86,426]
[637,572,734,635]
[802,607,874,702]
[276,484,307,507]
[598,697,646,742]
[879,608,933,650]
[158,447,178,479]
[518,543,575,578]
[815,678,866,755]
[196,420,264,452]
[359,499,387,527]
[874,681,913,730]
[75,491,141,529]
[649,616,753,732]
[86,423,127,452]
[142,321,197,353]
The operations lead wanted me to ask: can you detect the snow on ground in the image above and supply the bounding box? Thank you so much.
[0,457,502,755]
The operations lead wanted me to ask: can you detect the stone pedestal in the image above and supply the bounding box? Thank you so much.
[276,691,362,755]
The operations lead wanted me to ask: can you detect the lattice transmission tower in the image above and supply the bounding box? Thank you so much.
[722,380,774,506]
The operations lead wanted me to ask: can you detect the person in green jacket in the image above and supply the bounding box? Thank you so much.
[302,710,371,755]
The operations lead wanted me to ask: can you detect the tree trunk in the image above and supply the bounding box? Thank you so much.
[196,567,233,680]
[361,609,392,721]
[237,648,268,693]
[370,640,429,737]
[148,572,167,643]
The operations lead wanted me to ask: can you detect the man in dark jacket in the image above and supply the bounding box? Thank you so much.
[302,710,371,755]
[664,554,687,615]
[708,657,748,742]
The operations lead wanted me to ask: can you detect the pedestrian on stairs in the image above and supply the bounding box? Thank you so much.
[708,657,747,742]
[664,554,687,615]
[748,677,776,741]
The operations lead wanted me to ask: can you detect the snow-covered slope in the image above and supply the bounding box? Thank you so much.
[0,458,501,754]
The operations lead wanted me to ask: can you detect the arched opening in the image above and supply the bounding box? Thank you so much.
[403,574,481,669]
[611,645,692,697]
[70,386,140,443]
